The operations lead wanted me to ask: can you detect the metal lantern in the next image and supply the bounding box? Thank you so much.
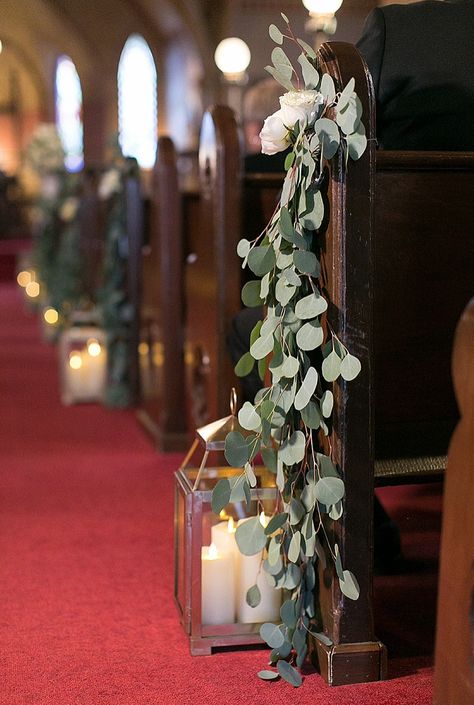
[174,390,281,656]
[59,312,107,405]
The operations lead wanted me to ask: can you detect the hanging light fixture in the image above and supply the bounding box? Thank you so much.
[302,0,343,37]
[214,37,251,84]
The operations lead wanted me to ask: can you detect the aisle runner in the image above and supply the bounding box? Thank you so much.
[0,283,437,705]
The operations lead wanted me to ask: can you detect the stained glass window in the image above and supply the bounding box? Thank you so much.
[55,56,84,172]
[117,35,157,169]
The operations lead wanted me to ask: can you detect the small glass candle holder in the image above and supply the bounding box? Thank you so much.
[174,394,281,656]
[59,316,107,405]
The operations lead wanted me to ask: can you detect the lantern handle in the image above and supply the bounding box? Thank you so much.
[230,387,237,416]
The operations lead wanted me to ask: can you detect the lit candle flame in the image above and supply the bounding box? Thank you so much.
[25,281,40,298]
[219,510,229,520]
[43,307,59,325]
[17,270,32,288]
[259,511,268,528]
[69,352,82,370]
[227,517,235,533]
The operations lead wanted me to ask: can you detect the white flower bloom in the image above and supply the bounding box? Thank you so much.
[98,168,121,200]
[260,109,291,155]
[279,90,324,129]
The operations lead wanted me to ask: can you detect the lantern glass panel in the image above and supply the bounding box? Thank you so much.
[59,325,107,404]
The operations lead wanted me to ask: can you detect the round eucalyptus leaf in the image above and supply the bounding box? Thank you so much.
[293,250,319,276]
[258,670,279,681]
[320,73,336,101]
[301,191,324,230]
[211,478,231,514]
[340,569,360,600]
[248,245,276,277]
[238,402,262,432]
[263,555,283,576]
[322,350,341,382]
[329,501,343,520]
[268,535,281,565]
[275,276,296,306]
[269,23,283,44]
[336,77,355,112]
[347,123,367,161]
[280,598,297,629]
[265,512,288,535]
[334,542,344,580]
[289,498,305,525]
[235,516,267,556]
[250,333,274,360]
[241,280,264,308]
[297,53,319,90]
[246,584,262,608]
[271,47,293,75]
[284,563,302,590]
[261,447,277,474]
[288,531,301,563]
[294,367,318,411]
[340,353,361,381]
[281,355,299,378]
[244,462,257,488]
[301,400,321,429]
[321,389,333,417]
[314,476,345,505]
[279,430,306,465]
[237,238,251,258]
[224,431,250,467]
[234,352,255,378]
[260,622,285,649]
[295,292,327,319]
[277,659,302,688]
[314,117,340,159]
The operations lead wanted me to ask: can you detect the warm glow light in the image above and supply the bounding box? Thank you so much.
[43,307,59,325]
[17,270,32,287]
[214,38,251,76]
[219,509,229,520]
[259,511,269,528]
[138,342,149,356]
[227,517,236,533]
[69,352,82,370]
[302,0,343,13]
[0,40,3,55]
[25,281,40,298]
[87,339,101,357]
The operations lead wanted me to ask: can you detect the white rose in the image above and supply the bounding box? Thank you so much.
[259,109,290,155]
[279,90,324,129]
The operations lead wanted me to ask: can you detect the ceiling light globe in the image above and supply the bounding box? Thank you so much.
[214,38,251,76]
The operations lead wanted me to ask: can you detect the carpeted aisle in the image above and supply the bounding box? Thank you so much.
[0,282,437,705]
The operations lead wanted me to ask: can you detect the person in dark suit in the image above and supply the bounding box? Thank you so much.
[356,0,474,151]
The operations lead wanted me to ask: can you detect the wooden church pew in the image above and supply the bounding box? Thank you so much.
[433,299,474,705]
[312,41,474,685]
[184,107,283,427]
[137,137,188,450]
[193,44,474,684]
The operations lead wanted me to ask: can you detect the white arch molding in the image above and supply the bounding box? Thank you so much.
[55,55,84,172]
[117,34,158,169]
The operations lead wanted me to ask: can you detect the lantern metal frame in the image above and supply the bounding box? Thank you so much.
[173,391,279,655]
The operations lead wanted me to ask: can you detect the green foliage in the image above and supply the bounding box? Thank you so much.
[211,14,368,687]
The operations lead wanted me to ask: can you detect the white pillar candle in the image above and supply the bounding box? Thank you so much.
[201,543,235,625]
[237,514,282,624]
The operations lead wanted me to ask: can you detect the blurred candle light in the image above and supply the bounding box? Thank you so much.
[86,338,101,357]
[17,270,32,288]
[43,307,59,325]
[25,281,40,298]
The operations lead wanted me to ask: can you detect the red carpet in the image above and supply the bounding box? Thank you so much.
[0,281,438,705]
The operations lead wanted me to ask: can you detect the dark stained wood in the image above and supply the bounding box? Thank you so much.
[137,137,188,450]
[434,299,474,705]
[124,172,144,407]
[184,105,242,426]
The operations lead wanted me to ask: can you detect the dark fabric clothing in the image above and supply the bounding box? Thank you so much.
[356,0,474,150]
[244,150,289,173]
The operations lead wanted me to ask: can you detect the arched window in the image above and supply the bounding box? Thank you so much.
[117,35,157,169]
[55,56,84,172]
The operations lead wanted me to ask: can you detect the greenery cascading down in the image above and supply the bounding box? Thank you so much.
[211,15,368,687]
[97,158,139,408]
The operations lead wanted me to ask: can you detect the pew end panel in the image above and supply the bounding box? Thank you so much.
[184,105,242,427]
[137,136,188,451]
[433,299,474,705]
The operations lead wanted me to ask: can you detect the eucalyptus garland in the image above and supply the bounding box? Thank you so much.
[211,15,367,687]
[97,158,138,408]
